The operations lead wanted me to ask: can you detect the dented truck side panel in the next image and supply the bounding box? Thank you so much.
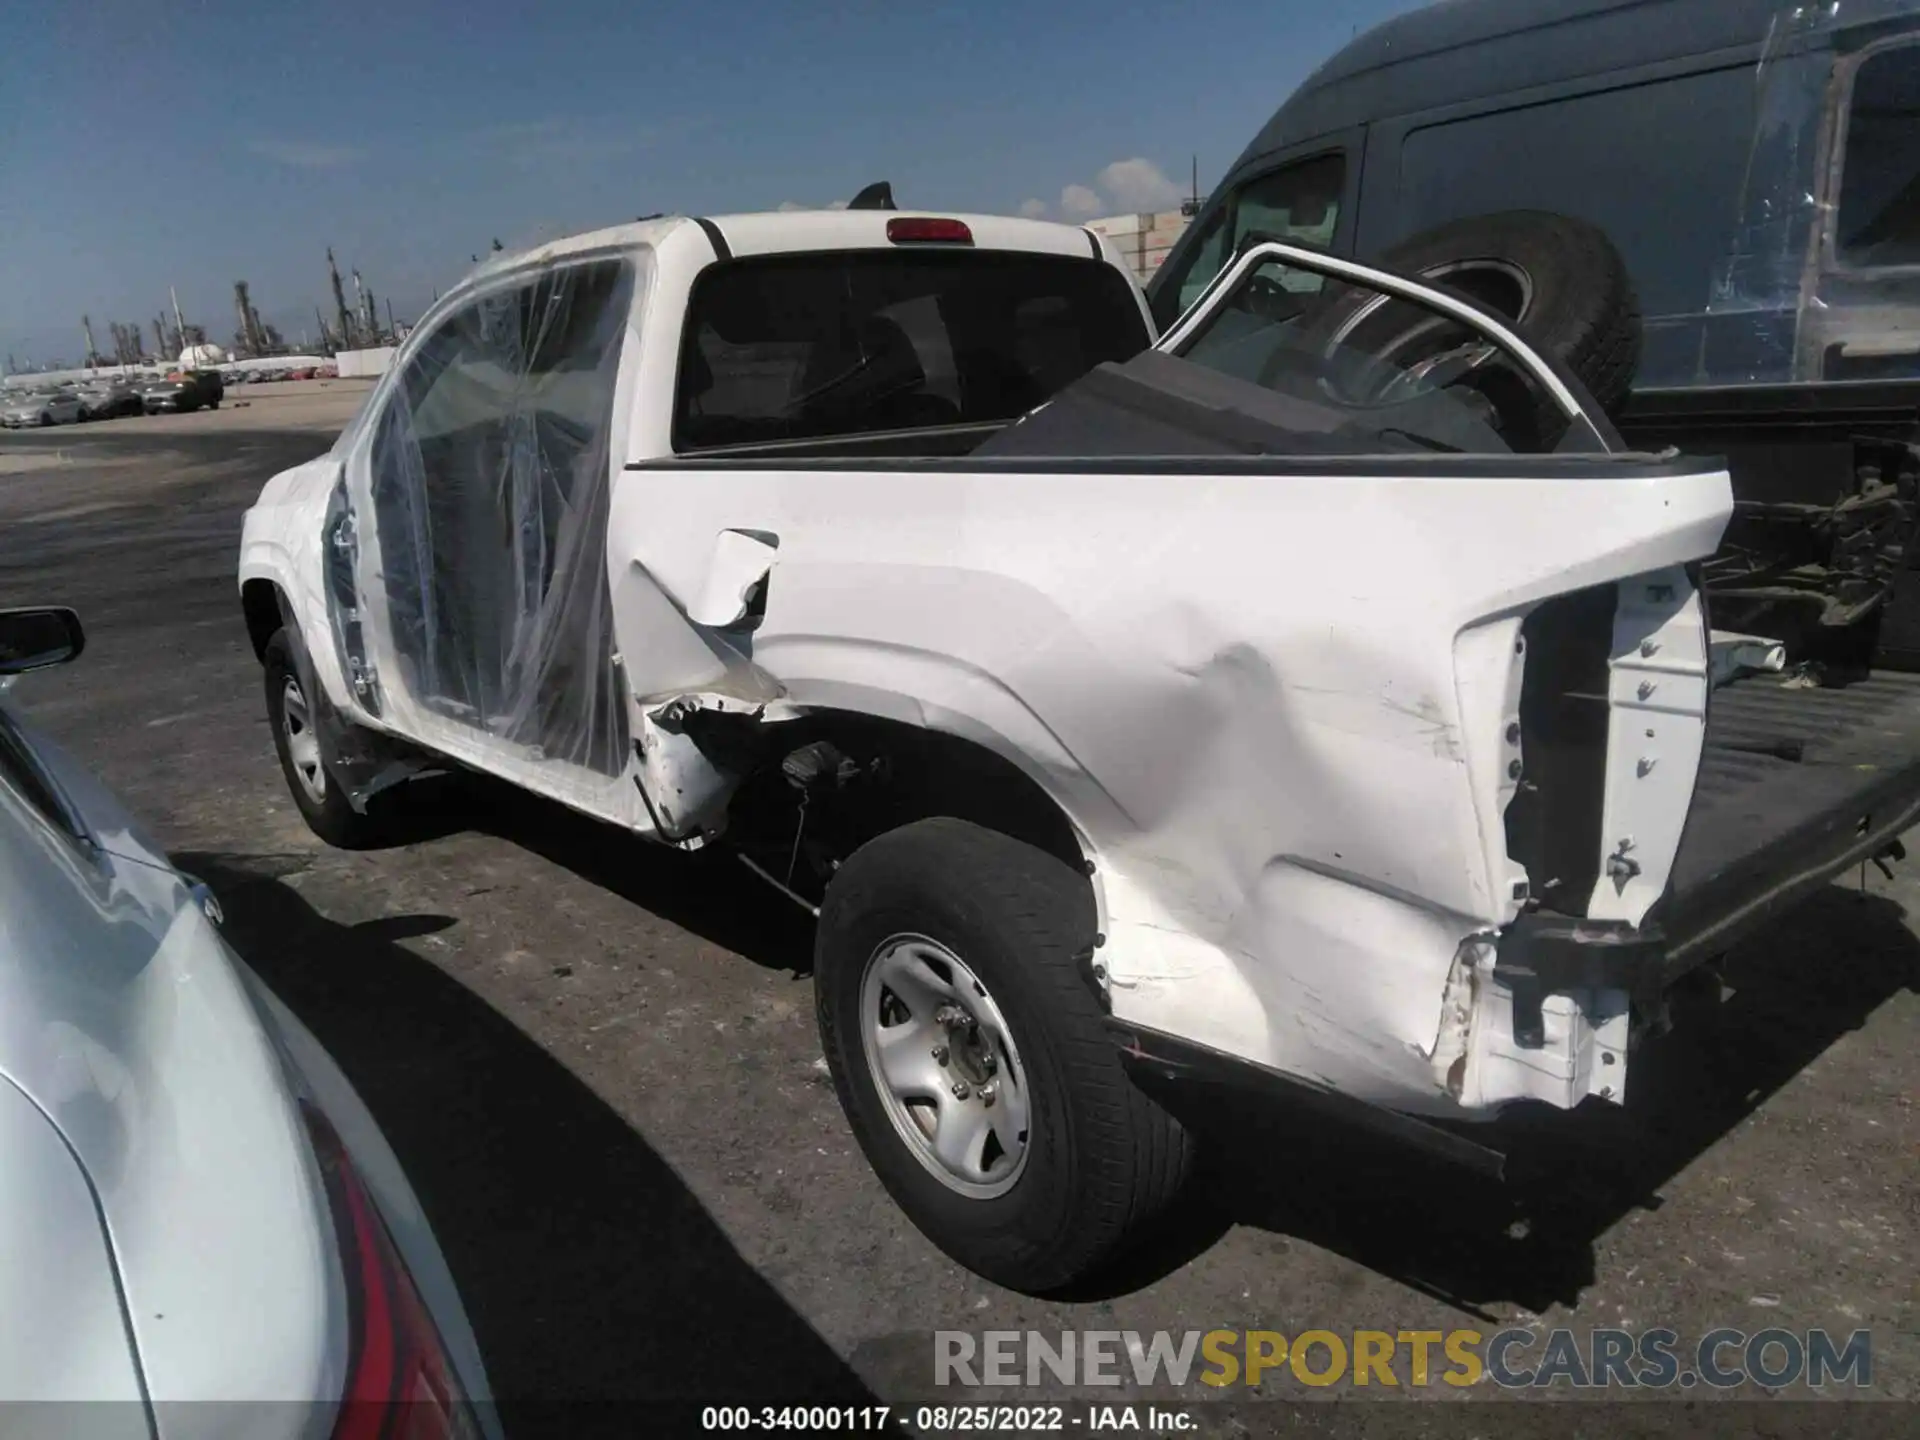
[607,458,1733,1113]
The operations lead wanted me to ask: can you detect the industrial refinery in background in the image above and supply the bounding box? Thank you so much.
[6,248,413,378]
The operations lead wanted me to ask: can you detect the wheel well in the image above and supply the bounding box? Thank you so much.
[241,579,285,662]
[722,709,1091,903]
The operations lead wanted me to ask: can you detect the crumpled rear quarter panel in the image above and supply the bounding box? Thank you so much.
[611,458,1732,1110]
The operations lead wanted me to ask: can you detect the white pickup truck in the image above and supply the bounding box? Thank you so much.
[238,203,1920,1293]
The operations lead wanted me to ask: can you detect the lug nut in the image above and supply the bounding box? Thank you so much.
[935,1004,967,1027]
[979,1082,997,1107]
[951,1081,971,1100]
[931,1044,949,1066]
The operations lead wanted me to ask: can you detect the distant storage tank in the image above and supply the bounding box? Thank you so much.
[179,342,229,367]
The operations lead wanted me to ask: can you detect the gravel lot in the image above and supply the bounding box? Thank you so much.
[2,385,1914,1437]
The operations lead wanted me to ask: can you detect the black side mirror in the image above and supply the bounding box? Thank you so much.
[0,607,86,675]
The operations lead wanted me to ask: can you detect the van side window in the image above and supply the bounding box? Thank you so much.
[1837,43,1920,269]
[1158,155,1346,323]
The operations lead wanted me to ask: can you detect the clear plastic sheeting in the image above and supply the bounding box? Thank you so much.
[1663,0,1920,387]
[362,256,637,783]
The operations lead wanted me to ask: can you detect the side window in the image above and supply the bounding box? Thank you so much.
[1171,211,1231,315]
[1156,154,1347,324]
[367,258,636,773]
[1836,43,1920,269]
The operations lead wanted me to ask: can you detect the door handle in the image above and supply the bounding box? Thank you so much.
[689,528,779,628]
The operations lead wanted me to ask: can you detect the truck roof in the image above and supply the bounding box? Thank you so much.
[464,208,1108,285]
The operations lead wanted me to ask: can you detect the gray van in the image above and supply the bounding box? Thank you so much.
[1149,0,1920,662]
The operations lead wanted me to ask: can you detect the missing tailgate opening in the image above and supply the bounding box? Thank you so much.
[1504,584,1617,918]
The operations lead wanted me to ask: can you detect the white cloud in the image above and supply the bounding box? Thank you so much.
[1019,159,1185,222]
[1059,184,1102,218]
[777,201,809,212]
[1097,157,1183,213]
[247,140,363,169]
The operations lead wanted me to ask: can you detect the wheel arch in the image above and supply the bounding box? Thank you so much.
[241,577,287,662]
[721,700,1110,944]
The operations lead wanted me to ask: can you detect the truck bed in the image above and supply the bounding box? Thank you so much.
[1658,668,1920,971]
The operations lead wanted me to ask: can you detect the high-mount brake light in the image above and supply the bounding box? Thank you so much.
[886,217,974,245]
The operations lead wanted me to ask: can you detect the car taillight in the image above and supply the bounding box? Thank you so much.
[886,216,973,245]
[301,1102,479,1440]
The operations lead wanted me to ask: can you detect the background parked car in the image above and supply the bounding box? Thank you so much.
[139,369,222,414]
[0,388,84,427]
[0,605,499,1434]
[75,379,143,420]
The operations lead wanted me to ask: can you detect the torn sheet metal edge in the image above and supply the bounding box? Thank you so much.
[633,695,763,843]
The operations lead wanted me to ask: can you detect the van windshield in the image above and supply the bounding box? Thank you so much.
[673,250,1150,452]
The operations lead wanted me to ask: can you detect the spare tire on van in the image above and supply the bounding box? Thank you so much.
[1368,210,1644,421]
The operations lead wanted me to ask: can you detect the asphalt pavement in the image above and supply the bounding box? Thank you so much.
[2,385,1913,1436]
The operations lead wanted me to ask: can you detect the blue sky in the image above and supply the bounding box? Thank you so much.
[0,0,1424,364]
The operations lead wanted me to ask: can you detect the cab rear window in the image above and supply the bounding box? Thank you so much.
[673,251,1150,452]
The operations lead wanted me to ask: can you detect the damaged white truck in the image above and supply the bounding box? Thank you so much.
[237,201,1920,1292]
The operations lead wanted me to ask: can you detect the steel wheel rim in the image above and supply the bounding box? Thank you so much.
[280,676,327,805]
[859,933,1031,1199]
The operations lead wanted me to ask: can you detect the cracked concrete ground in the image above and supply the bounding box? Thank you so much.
[2,387,1913,1437]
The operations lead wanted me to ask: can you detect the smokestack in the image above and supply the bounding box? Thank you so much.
[327,249,354,350]
[352,269,376,343]
[82,315,97,367]
[170,286,188,356]
[234,282,254,353]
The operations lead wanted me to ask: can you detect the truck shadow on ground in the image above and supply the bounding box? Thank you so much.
[368,774,820,976]
[339,780,1919,1318]
[1152,886,1920,1319]
[176,851,875,1432]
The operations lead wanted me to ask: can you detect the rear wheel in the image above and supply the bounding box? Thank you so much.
[264,629,388,848]
[815,818,1193,1293]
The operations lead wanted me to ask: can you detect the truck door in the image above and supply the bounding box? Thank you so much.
[337,254,644,819]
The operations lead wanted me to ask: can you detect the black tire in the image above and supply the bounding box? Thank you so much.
[1371,210,1642,419]
[815,817,1193,1293]
[263,628,388,848]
